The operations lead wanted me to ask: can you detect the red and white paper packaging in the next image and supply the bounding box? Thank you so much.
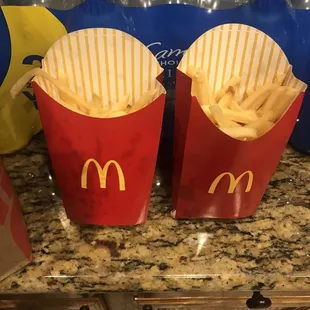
[0,162,32,281]
[32,29,166,226]
[173,24,307,219]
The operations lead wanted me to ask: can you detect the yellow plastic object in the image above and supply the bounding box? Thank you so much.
[0,7,66,154]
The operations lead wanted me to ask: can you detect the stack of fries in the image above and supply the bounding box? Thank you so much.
[11,68,158,118]
[187,66,299,141]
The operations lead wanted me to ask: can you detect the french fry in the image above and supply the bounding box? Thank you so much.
[218,90,233,109]
[11,68,91,114]
[130,89,157,112]
[92,92,102,107]
[117,94,131,111]
[259,86,288,113]
[11,68,159,118]
[87,94,106,117]
[270,87,298,122]
[229,99,244,112]
[233,84,241,103]
[220,127,257,140]
[275,73,286,86]
[108,110,127,118]
[241,84,278,110]
[215,75,240,102]
[106,94,130,116]
[222,108,259,124]
[201,105,216,124]
[209,105,241,128]
[58,90,97,116]
[123,106,132,115]
[227,120,242,128]
[58,99,85,116]
[183,48,304,141]
[245,88,254,99]
[187,66,198,98]
[89,109,106,117]
[58,71,69,88]
[191,67,217,106]
[186,66,196,78]
[245,119,275,137]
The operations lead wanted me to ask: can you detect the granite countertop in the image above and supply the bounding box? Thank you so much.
[0,133,309,293]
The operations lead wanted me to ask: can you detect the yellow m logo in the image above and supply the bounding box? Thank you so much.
[81,159,125,191]
[208,171,253,194]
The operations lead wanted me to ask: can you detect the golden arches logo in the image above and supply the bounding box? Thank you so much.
[208,171,253,194]
[81,159,125,191]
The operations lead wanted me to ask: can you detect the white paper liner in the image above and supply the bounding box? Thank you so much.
[34,28,165,110]
[178,24,307,98]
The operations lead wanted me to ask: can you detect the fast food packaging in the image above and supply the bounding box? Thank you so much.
[0,162,32,282]
[31,28,166,226]
[173,24,307,219]
[0,6,67,154]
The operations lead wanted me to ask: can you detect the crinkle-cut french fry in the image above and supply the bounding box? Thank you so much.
[245,119,275,137]
[215,75,241,102]
[131,89,157,112]
[275,73,287,86]
[11,68,91,113]
[259,86,288,113]
[192,68,216,106]
[218,91,233,109]
[241,84,278,110]
[229,99,244,112]
[270,87,298,122]
[220,127,257,140]
[187,66,198,98]
[221,108,259,124]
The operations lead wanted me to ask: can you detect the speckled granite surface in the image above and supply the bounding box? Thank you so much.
[0,133,309,293]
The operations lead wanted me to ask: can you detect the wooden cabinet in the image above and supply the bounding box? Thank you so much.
[134,291,310,310]
[0,292,310,309]
[0,295,106,310]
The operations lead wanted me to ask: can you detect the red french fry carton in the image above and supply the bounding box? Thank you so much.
[0,162,32,281]
[32,28,166,226]
[173,24,307,219]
